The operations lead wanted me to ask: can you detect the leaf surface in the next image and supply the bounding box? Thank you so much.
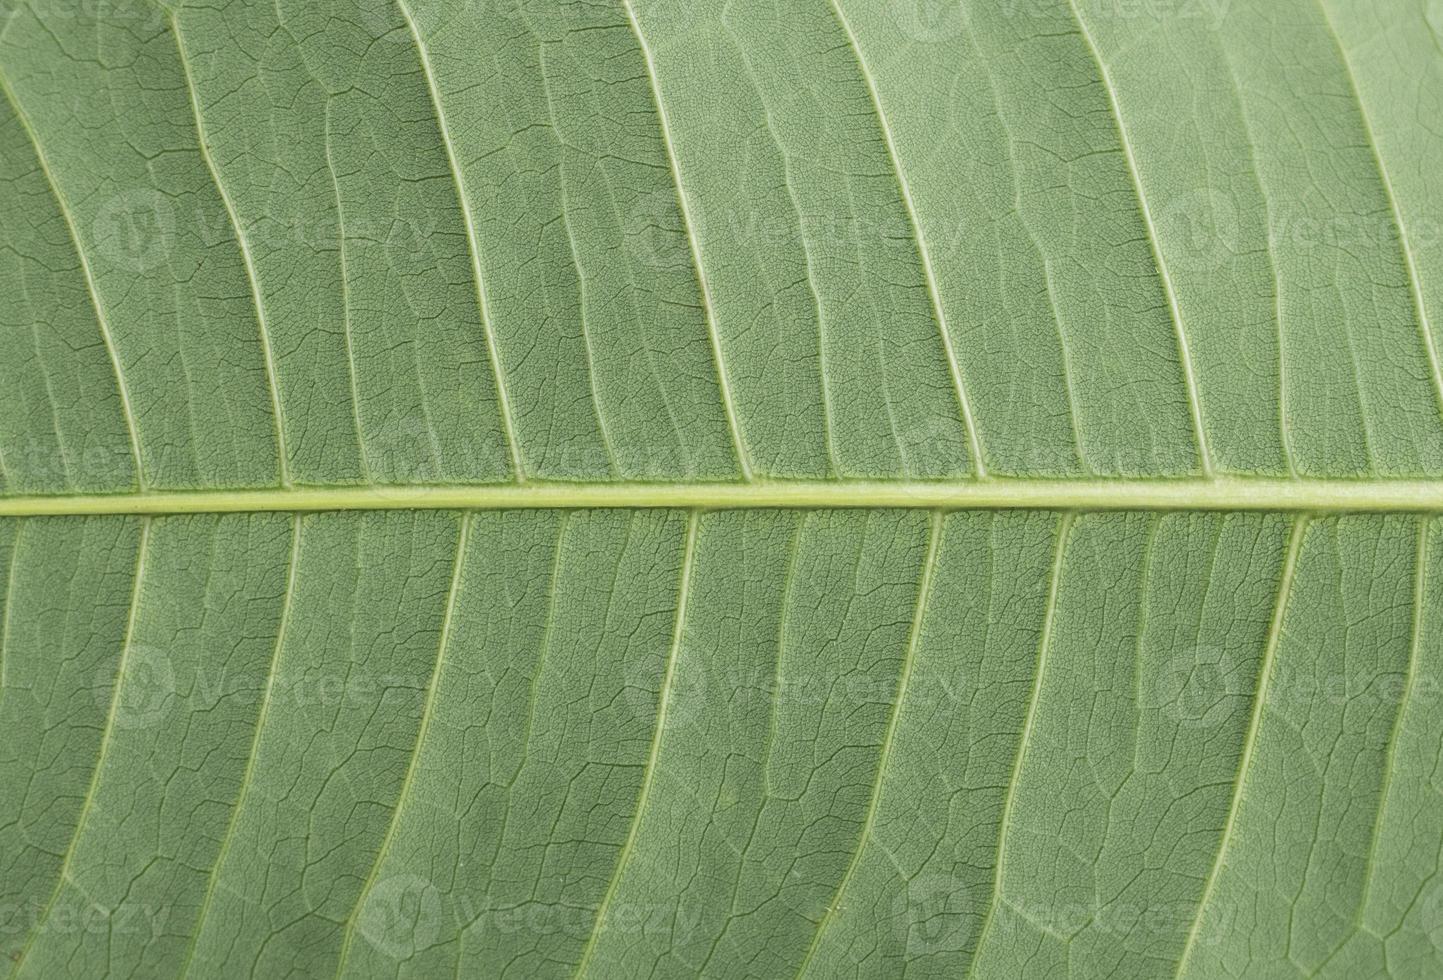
[2,0,1443,977]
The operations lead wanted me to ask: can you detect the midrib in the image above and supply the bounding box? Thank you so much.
[6,478,1443,515]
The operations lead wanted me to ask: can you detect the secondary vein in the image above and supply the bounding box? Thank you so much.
[795,510,945,976]
[828,0,988,479]
[1174,515,1308,977]
[177,513,303,976]
[1314,0,1443,437]
[574,510,700,977]
[395,0,525,482]
[334,511,471,976]
[170,13,291,489]
[8,517,150,980]
[621,0,753,481]
[0,522,20,712]
[967,512,1071,975]
[1068,0,1213,478]
[0,68,146,491]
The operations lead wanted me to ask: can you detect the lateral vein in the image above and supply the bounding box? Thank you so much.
[335,512,471,975]
[967,512,1071,974]
[0,522,20,709]
[8,518,150,979]
[395,0,525,482]
[1174,515,1308,977]
[795,510,945,976]
[1068,0,1213,477]
[1354,518,1430,920]
[621,0,753,481]
[1313,0,1443,434]
[828,0,987,478]
[177,513,303,976]
[574,510,700,977]
[321,102,372,482]
[170,14,291,488]
[0,68,146,491]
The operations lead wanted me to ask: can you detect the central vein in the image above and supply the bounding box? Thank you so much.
[4,479,1443,516]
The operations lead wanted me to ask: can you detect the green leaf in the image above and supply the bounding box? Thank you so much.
[0,0,1441,977]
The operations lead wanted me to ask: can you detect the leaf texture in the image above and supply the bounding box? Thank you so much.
[2,0,1443,977]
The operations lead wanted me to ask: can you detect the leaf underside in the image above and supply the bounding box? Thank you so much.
[1,0,1442,977]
